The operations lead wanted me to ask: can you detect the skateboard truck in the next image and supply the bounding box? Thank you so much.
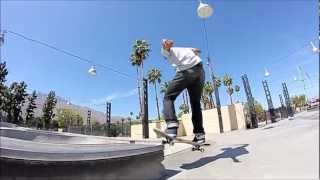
[154,128,208,152]
[162,138,205,152]
[192,145,205,152]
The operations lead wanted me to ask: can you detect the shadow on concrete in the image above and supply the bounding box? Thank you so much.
[159,169,181,180]
[263,126,275,130]
[180,144,249,170]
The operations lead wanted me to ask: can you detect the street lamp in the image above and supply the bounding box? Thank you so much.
[264,68,270,77]
[88,66,97,76]
[310,41,319,53]
[197,1,213,19]
[196,0,224,133]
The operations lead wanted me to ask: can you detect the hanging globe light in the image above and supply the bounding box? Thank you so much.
[88,66,97,76]
[197,2,213,19]
[0,33,4,47]
[310,41,319,53]
[264,68,270,77]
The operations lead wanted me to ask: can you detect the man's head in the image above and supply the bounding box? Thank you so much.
[161,39,174,50]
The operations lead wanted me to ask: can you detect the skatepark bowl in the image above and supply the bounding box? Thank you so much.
[0,122,164,180]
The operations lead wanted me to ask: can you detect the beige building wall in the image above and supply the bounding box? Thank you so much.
[181,113,193,136]
[221,106,232,132]
[234,103,246,129]
[182,108,220,135]
[131,122,162,139]
[130,121,185,138]
[228,104,238,130]
[130,103,246,138]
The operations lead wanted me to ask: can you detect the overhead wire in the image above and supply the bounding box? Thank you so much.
[5,30,135,80]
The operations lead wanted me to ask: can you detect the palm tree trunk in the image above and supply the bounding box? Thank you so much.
[136,67,142,118]
[210,93,215,108]
[182,91,186,105]
[185,90,190,112]
[154,83,161,122]
[229,95,233,105]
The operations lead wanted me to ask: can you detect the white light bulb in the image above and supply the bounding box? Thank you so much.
[310,41,319,53]
[197,2,213,19]
[88,66,97,76]
[264,68,270,77]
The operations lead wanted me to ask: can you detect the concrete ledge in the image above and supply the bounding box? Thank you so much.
[0,126,164,180]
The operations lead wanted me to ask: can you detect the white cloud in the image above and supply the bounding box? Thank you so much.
[90,88,138,105]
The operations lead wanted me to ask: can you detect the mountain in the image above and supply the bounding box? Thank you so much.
[22,92,127,125]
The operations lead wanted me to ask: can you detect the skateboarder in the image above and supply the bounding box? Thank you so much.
[161,39,205,144]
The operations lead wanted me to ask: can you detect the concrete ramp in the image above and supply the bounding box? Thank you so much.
[0,125,164,180]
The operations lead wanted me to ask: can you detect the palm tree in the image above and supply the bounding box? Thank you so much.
[213,77,222,90]
[203,81,215,109]
[147,68,162,122]
[160,81,169,94]
[234,85,240,103]
[129,40,151,119]
[201,93,211,110]
[223,74,234,104]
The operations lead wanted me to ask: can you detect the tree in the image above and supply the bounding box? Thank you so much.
[244,100,266,123]
[42,91,57,129]
[5,82,28,124]
[92,121,102,135]
[178,103,189,118]
[234,85,241,103]
[55,108,83,131]
[223,74,234,104]
[201,92,210,110]
[203,81,215,109]
[213,77,222,89]
[291,95,307,108]
[147,68,162,121]
[160,81,169,94]
[25,90,37,126]
[130,40,151,120]
[0,61,8,120]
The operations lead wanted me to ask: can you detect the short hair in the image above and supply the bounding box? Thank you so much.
[161,39,168,45]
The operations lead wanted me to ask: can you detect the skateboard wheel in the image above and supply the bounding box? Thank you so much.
[200,148,205,152]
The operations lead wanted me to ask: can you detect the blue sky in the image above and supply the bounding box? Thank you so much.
[1,0,319,118]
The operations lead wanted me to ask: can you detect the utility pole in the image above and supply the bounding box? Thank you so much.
[106,102,111,137]
[86,110,92,135]
[129,112,133,137]
[262,80,276,123]
[142,78,149,138]
[205,57,223,133]
[121,118,124,136]
[279,94,288,119]
[282,82,294,117]
[241,74,258,128]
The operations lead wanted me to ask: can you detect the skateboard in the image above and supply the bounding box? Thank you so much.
[153,128,210,152]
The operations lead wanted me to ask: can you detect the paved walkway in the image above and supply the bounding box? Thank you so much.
[161,110,319,179]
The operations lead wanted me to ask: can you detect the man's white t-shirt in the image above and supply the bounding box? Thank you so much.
[161,47,202,72]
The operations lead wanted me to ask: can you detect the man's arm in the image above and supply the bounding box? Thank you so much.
[191,48,201,55]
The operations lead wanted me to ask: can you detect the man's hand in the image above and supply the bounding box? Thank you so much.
[192,48,201,55]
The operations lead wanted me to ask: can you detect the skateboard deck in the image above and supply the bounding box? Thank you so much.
[153,128,210,152]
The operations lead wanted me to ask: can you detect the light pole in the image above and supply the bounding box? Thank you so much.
[294,66,309,102]
[121,118,124,137]
[262,68,276,123]
[196,0,224,133]
[129,112,133,137]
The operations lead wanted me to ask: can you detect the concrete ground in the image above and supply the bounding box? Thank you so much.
[161,109,319,179]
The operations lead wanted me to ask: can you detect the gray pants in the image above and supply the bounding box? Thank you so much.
[163,63,205,134]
